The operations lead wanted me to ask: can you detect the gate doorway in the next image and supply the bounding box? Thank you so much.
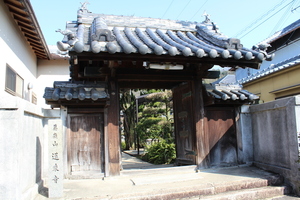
[121,89,177,170]
[67,114,104,178]
[173,83,196,165]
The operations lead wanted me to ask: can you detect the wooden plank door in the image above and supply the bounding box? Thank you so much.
[173,83,196,165]
[67,114,104,174]
[205,107,237,167]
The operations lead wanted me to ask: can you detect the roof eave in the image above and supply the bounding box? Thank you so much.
[4,0,50,60]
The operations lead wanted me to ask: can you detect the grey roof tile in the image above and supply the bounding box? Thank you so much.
[204,74,259,102]
[55,6,272,62]
[238,54,300,84]
[260,19,300,44]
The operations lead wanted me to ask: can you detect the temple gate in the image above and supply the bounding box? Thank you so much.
[44,4,272,176]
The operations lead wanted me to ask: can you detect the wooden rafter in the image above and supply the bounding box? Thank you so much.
[4,0,50,60]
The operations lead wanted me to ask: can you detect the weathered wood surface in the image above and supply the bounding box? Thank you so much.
[173,82,196,165]
[205,107,236,166]
[192,77,208,168]
[106,77,121,176]
[205,108,235,149]
[67,115,104,174]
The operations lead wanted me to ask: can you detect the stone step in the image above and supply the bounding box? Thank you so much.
[264,195,300,199]
[106,170,286,200]
[35,166,292,200]
[188,186,288,200]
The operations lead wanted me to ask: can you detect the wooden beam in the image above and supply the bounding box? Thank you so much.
[11,12,31,24]
[4,0,24,10]
[24,32,40,41]
[106,75,120,176]
[117,74,194,82]
[68,108,104,114]
[118,81,181,89]
[28,40,43,49]
[192,67,209,168]
[17,19,35,31]
[45,100,107,107]
[20,26,38,37]
[32,47,47,56]
[203,70,220,79]
[6,3,28,17]
[70,52,261,69]
[34,52,48,59]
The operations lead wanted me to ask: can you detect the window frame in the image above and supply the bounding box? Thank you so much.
[5,64,24,98]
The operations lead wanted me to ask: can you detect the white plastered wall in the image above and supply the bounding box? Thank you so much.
[0,0,37,103]
[36,59,69,108]
[0,1,68,199]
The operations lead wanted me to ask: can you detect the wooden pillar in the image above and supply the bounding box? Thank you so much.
[105,73,121,176]
[192,67,209,168]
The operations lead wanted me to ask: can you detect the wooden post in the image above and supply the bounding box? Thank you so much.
[105,74,121,176]
[192,68,209,168]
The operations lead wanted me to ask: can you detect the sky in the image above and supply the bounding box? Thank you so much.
[30,0,300,48]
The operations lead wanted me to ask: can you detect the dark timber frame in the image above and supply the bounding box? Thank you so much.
[68,50,216,175]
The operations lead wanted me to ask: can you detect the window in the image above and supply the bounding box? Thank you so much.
[5,65,24,98]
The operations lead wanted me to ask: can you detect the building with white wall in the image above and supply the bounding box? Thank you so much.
[236,19,300,82]
[0,0,68,199]
[236,19,300,102]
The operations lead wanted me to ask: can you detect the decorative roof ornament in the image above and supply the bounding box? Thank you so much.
[90,17,116,53]
[56,29,78,51]
[202,12,211,23]
[202,12,219,33]
[55,29,76,41]
[79,1,90,13]
[252,42,274,61]
[196,13,244,51]
[91,17,115,42]
[77,1,91,23]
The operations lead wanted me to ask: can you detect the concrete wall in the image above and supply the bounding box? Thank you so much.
[0,94,60,199]
[250,96,300,195]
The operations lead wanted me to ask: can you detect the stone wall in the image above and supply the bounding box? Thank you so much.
[236,105,254,165]
[250,96,300,195]
[0,94,60,199]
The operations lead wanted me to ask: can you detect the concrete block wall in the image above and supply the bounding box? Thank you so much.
[250,95,300,195]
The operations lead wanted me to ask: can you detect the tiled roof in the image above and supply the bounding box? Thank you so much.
[205,74,259,103]
[43,81,108,108]
[260,19,300,45]
[206,85,258,102]
[55,5,272,63]
[44,79,257,107]
[238,54,300,84]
